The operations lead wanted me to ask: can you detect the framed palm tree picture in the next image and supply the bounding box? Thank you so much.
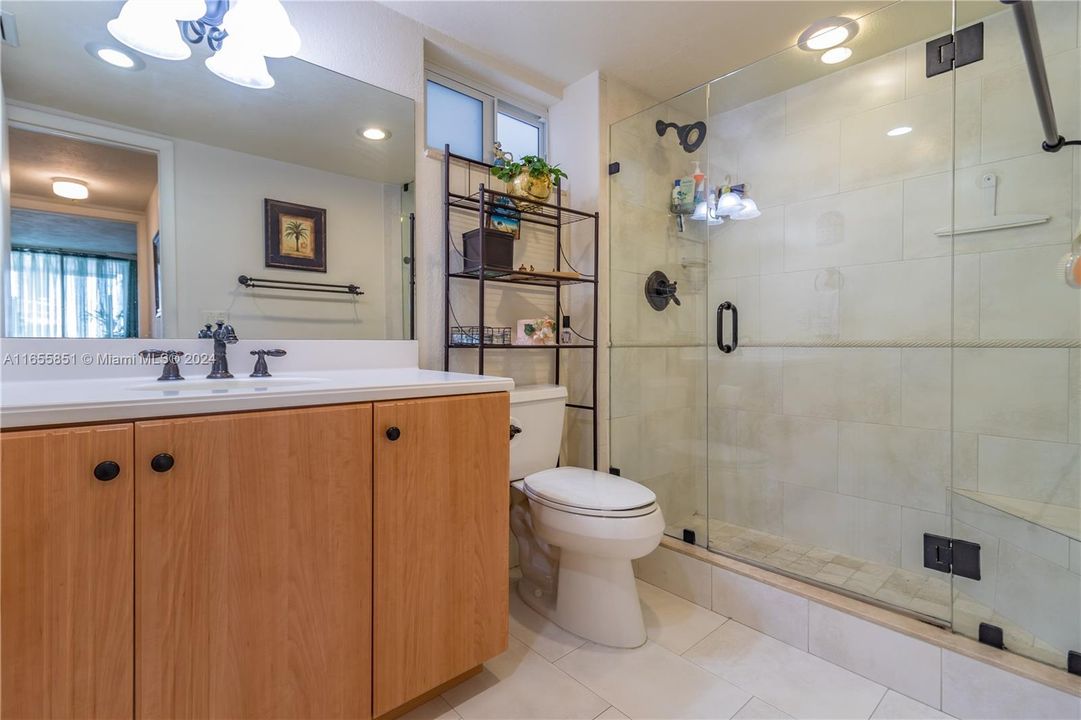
[264,199,327,272]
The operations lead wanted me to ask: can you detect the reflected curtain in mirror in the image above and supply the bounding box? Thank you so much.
[7,248,138,338]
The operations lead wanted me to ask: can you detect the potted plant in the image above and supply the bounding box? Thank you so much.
[490,145,568,208]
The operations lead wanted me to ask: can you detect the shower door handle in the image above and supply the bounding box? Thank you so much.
[717,302,738,354]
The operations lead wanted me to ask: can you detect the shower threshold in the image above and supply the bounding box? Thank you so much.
[672,513,1068,670]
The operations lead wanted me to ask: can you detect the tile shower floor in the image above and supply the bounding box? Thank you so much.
[672,514,1063,670]
[402,574,952,720]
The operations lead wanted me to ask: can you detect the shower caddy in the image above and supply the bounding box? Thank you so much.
[441,144,600,469]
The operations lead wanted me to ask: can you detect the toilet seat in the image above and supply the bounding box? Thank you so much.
[522,467,657,518]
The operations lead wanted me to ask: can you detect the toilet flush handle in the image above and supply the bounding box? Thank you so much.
[509,424,522,440]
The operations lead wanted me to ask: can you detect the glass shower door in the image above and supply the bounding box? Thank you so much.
[704,1,958,625]
[609,85,710,547]
[946,0,1081,670]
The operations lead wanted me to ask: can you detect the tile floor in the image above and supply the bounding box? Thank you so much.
[674,514,1063,669]
[401,574,955,720]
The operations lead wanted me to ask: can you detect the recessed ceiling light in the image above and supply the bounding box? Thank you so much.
[362,128,389,141]
[52,178,89,201]
[821,47,853,65]
[798,17,858,52]
[887,126,913,137]
[85,41,145,71]
[806,25,849,50]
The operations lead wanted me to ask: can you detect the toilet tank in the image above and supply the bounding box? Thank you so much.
[509,384,568,480]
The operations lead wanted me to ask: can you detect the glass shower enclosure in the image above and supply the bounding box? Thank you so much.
[610,0,1080,670]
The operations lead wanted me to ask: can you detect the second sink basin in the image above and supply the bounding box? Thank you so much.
[129,377,328,393]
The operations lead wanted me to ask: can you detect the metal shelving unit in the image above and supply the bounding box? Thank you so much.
[442,145,600,470]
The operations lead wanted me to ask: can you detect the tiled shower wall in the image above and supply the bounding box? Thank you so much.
[610,1,1080,661]
[707,2,1080,652]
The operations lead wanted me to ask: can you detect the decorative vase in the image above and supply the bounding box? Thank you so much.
[509,170,552,209]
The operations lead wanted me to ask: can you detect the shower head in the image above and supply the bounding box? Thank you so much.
[656,120,707,153]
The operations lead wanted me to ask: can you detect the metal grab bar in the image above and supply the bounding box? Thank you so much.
[1002,0,1080,152]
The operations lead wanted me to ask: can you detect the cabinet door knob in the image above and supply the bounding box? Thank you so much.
[93,460,121,482]
[385,427,401,441]
[150,453,175,473]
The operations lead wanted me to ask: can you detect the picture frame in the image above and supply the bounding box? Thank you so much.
[487,195,520,240]
[264,199,327,272]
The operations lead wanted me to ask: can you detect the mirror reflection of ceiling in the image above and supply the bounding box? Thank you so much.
[1,1,415,185]
[663,0,1006,119]
[10,128,158,212]
[12,208,138,257]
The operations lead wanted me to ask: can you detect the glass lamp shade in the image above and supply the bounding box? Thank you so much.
[220,0,301,58]
[107,0,206,60]
[730,197,761,220]
[717,191,744,215]
[205,36,275,88]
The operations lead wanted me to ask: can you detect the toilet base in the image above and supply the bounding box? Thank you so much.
[517,552,647,649]
[554,550,647,648]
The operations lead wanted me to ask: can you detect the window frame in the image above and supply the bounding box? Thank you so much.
[425,70,494,162]
[424,66,548,162]
[496,99,547,160]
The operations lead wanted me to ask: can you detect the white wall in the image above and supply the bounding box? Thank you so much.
[0,77,10,338]
[171,139,390,339]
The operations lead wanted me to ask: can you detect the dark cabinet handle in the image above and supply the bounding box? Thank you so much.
[93,460,121,482]
[717,301,738,354]
[385,427,401,441]
[150,453,175,473]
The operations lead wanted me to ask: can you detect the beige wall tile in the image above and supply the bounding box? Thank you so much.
[838,422,950,513]
[783,183,903,272]
[711,567,810,650]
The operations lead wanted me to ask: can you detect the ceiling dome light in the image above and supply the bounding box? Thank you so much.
[887,126,913,137]
[362,128,389,141]
[107,0,206,61]
[85,42,146,71]
[97,47,136,68]
[798,17,858,52]
[821,47,853,65]
[806,25,849,50]
[52,178,89,201]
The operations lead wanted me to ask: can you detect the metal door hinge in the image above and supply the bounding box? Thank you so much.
[0,11,19,47]
[926,22,984,77]
[608,162,621,175]
[923,533,981,580]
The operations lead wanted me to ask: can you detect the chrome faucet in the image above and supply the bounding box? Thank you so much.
[198,321,239,379]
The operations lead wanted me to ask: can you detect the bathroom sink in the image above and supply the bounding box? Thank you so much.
[128,377,328,393]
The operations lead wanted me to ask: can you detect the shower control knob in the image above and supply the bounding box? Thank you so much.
[93,460,121,482]
[386,427,401,441]
[150,453,175,473]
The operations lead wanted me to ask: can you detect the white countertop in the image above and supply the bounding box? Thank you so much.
[0,339,514,429]
[1,368,513,429]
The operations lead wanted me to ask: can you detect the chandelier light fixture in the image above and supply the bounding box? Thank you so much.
[106,0,301,89]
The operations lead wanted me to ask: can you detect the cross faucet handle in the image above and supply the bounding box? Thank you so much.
[250,349,287,378]
[140,349,185,381]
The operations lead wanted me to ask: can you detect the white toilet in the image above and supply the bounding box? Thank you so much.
[509,384,665,648]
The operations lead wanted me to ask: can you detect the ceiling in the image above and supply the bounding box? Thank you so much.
[9,127,158,212]
[11,208,138,256]
[383,0,898,102]
[2,1,415,184]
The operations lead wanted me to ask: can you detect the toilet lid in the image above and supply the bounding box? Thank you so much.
[523,467,656,511]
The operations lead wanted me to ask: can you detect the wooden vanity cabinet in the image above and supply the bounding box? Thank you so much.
[135,404,373,720]
[1,424,135,720]
[372,393,510,716]
[0,391,509,720]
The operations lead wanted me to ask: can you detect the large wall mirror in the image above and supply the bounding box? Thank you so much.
[1,1,415,340]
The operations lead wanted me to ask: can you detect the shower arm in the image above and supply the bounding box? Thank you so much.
[1002,0,1080,152]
